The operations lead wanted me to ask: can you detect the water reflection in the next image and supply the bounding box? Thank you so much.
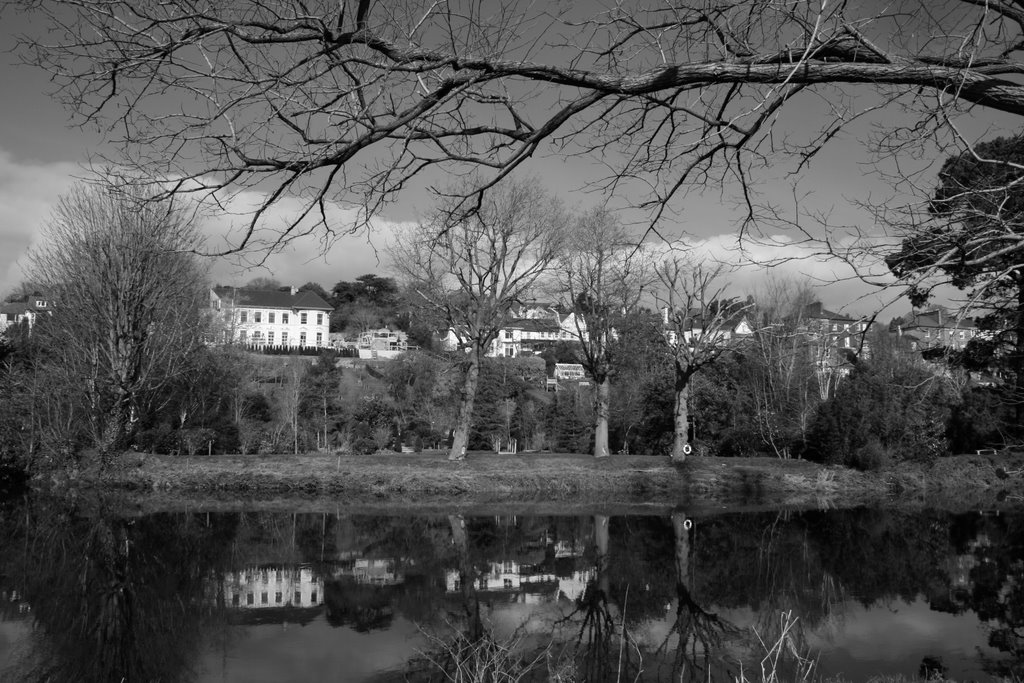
[0,501,1021,682]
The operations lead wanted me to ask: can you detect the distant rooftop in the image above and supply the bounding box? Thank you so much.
[905,308,977,330]
[800,301,856,322]
[212,286,333,311]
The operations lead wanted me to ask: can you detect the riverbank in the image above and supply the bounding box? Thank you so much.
[44,450,1024,511]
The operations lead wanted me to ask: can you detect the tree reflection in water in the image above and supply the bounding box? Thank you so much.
[2,503,1024,680]
[549,515,641,682]
[0,499,235,683]
[652,512,744,681]
[402,514,547,682]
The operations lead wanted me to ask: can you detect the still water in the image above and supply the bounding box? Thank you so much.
[0,497,1021,682]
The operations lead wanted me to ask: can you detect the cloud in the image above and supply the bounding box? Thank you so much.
[0,150,902,314]
[0,150,80,295]
[0,155,412,296]
[194,189,413,289]
[660,233,901,316]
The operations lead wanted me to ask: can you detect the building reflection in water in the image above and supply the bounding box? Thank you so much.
[223,565,322,609]
[3,508,1024,682]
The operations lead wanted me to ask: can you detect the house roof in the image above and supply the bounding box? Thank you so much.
[800,301,856,322]
[506,318,560,333]
[670,300,752,332]
[1,293,52,315]
[905,308,977,330]
[213,286,333,311]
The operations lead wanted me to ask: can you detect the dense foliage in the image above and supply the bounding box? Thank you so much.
[888,134,1024,441]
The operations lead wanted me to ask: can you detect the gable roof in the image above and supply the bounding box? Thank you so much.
[1,297,51,317]
[906,308,977,330]
[800,301,855,322]
[506,318,560,333]
[213,286,333,311]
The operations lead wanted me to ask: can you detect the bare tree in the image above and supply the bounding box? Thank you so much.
[557,207,650,457]
[275,358,305,455]
[390,178,565,460]
[746,277,821,457]
[655,255,750,462]
[17,1,1024,251]
[28,180,208,458]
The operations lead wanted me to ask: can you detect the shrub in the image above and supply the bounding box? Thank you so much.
[805,358,956,467]
[851,439,890,471]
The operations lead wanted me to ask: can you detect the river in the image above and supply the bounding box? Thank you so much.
[0,496,1020,681]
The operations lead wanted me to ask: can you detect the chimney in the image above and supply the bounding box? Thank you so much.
[290,286,298,295]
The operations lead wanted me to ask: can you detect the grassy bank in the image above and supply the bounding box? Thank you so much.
[45,450,1024,512]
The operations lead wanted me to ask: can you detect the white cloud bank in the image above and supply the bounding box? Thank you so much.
[664,233,902,316]
[0,154,410,296]
[0,147,903,316]
[0,150,80,296]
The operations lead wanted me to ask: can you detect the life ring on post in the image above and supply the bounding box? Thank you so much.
[682,443,693,455]
[682,518,693,530]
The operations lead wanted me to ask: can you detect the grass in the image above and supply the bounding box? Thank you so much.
[40,449,1024,513]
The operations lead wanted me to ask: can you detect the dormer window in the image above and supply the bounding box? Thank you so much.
[36,300,46,307]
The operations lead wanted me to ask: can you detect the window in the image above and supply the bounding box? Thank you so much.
[252,331,262,341]
[35,300,46,308]
[294,591,302,604]
[310,591,318,603]
[316,332,323,346]
[504,330,512,339]
[268,331,275,344]
[300,312,308,324]
[300,331,306,345]
[269,312,275,323]
[254,311,262,323]
[240,311,248,323]
[317,313,323,325]
[282,331,289,345]
[239,331,247,342]
[275,592,282,604]
[232,594,240,607]
[247,593,254,606]
[261,592,268,605]
[959,330,966,339]
[282,312,289,324]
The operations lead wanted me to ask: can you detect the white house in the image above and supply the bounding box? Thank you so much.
[210,286,333,348]
[355,327,414,359]
[220,564,323,610]
[0,294,52,335]
[661,305,754,347]
[443,311,588,358]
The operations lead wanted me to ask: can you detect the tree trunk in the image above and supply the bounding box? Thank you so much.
[594,514,610,595]
[671,368,691,462]
[96,399,130,464]
[449,514,484,641]
[1016,278,1024,433]
[449,350,481,461]
[593,376,611,458]
[671,512,690,589]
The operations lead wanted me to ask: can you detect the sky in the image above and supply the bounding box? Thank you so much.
[0,2,1018,317]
